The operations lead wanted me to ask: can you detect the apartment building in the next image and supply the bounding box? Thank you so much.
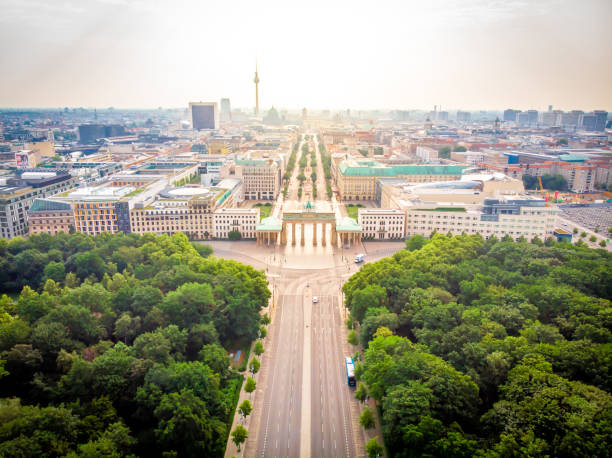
[358,208,405,240]
[213,208,259,239]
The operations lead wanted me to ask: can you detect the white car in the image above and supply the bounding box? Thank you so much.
[312,296,318,303]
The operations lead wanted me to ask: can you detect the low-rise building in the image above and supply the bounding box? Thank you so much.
[404,198,558,241]
[358,208,405,240]
[28,199,74,235]
[213,208,259,239]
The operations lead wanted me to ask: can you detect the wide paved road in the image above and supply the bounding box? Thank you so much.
[255,294,304,457]
[311,294,356,457]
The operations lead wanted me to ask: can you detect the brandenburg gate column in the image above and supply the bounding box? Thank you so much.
[331,225,337,246]
[312,222,317,245]
[281,222,287,245]
[300,223,305,246]
[292,223,296,245]
[321,222,326,246]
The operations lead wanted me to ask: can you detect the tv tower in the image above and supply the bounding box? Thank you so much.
[253,61,260,116]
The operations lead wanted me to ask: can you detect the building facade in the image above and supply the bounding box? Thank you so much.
[0,172,79,239]
[213,208,259,239]
[28,199,74,235]
[404,198,558,241]
[335,160,467,201]
[130,196,214,240]
[236,159,281,200]
[358,208,405,240]
[190,102,218,130]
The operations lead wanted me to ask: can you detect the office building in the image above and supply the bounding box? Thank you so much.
[404,197,558,241]
[582,110,608,132]
[28,199,74,235]
[335,159,468,201]
[220,98,231,122]
[503,109,520,122]
[130,186,217,240]
[0,171,79,239]
[234,159,281,201]
[358,208,405,240]
[78,124,127,144]
[189,102,219,130]
[456,111,471,123]
[213,208,259,239]
[562,110,584,128]
[527,110,538,126]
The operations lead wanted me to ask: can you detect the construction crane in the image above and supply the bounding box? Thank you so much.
[538,176,550,204]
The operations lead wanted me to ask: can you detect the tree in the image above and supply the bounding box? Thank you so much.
[360,406,376,430]
[600,240,606,247]
[350,284,387,322]
[366,437,384,458]
[43,261,66,283]
[406,234,428,251]
[348,330,359,346]
[558,137,568,145]
[231,425,248,452]
[573,228,578,234]
[581,231,587,238]
[438,146,451,159]
[154,389,225,457]
[589,235,597,242]
[238,399,252,421]
[355,383,368,403]
[197,343,230,378]
[249,357,261,375]
[244,377,256,395]
[453,145,467,152]
[228,230,242,241]
[253,340,264,356]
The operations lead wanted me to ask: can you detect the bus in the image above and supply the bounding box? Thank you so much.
[345,356,356,386]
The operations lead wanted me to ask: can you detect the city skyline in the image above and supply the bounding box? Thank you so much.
[1,0,611,111]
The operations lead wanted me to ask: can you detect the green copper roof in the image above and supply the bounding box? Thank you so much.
[29,199,71,212]
[559,154,587,163]
[335,217,362,232]
[338,161,468,177]
[256,216,282,231]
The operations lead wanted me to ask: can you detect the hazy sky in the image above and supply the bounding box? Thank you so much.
[1,0,611,111]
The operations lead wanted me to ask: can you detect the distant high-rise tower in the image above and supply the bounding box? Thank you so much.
[220,98,231,122]
[189,102,218,130]
[254,62,260,116]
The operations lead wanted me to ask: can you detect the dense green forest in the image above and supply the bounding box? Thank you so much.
[0,232,269,457]
[344,234,611,457]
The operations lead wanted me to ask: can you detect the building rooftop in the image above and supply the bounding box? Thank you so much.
[29,198,71,212]
[338,159,468,177]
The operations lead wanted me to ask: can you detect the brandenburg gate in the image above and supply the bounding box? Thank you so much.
[255,201,362,247]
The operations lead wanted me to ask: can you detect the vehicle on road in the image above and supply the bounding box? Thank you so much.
[345,356,356,386]
[354,253,365,263]
[312,296,318,303]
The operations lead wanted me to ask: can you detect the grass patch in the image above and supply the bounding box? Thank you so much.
[254,203,272,221]
[346,204,364,220]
